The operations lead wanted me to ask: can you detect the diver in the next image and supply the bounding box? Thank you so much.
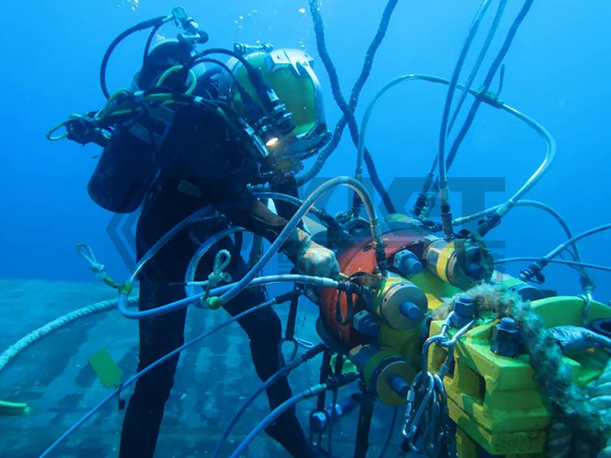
[87,39,339,458]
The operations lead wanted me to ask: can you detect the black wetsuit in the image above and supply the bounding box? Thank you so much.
[90,80,312,458]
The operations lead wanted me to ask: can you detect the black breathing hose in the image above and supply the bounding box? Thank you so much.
[299,0,399,215]
[186,48,277,112]
[143,21,164,65]
[100,15,171,99]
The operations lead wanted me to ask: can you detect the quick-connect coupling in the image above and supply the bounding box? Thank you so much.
[370,218,389,274]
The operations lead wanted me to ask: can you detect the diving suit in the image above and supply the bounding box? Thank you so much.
[88,40,338,458]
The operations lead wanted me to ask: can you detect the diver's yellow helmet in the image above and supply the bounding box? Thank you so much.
[218,45,330,178]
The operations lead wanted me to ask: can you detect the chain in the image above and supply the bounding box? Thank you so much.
[402,312,475,457]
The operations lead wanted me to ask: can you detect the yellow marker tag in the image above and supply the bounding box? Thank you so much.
[89,349,123,388]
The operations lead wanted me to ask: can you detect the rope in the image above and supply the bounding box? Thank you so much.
[76,242,105,276]
[0,298,138,373]
[76,242,132,295]
[0,296,137,415]
[201,250,232,310]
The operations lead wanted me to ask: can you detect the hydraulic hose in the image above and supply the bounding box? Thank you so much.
[449,103,555,227]
[130,206,216,284]
[494,257,611,273]
[378,407,399,458]
[519,223,611,282]
[438,0,494,186]
[38,293,296,458]
[252,192,326,220]
[546,224,611,262]
[229,373,358,457]
[215,176,385,306]
[359,75,555,234]
[119,177,380,318]
[446,0,536,176]
[229,388,324,458]
[448,0,508,133]
[455,200,577,252]
[453,199,594,288]
[415,0,536,220]
[299,0,399,215]
[213,343,327,458]
[119,274,344,320]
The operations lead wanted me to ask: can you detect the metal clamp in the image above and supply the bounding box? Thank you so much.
[401,313,474,457]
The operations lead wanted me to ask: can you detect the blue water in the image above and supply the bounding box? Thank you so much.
[1,0,610,299]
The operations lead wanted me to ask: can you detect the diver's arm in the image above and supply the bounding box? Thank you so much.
[195,176,338,280]
[192,175,291,241]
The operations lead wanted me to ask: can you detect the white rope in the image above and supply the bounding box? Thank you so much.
[0,297,137,373]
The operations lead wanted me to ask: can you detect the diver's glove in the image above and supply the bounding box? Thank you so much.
[283,228,340,281]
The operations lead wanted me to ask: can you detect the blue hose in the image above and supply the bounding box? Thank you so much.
[118,274,342,320]
[229,386,327,458]
[438,0,494,185]
[447,0,508,134]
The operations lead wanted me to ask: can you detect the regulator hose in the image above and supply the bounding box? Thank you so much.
[100,15,172,99]
[520,223,611,283]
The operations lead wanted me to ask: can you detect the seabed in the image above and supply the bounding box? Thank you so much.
[0,279,401,457]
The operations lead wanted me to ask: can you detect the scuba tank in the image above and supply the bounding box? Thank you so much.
[87,40,195,214]
[87,132,158,214]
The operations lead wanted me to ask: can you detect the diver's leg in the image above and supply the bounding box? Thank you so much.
[223,259,317,458]
[119,279,188,458]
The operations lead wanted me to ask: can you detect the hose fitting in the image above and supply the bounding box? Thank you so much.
[519,260,547,284]
[477,211,502,236]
